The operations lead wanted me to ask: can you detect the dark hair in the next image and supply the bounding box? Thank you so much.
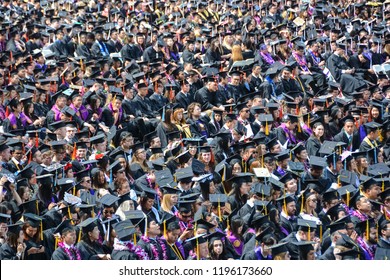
[230,217,244,239]
[209,238,229,260]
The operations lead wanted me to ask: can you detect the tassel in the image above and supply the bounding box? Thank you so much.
[40,221,43,241]
[133,233,137,245]
[265,120,269,135]
[381,174,385,192]
[78,229,82,243]
[338,175,341,188]
[5,106,9,118]
[300,194,304,214]
[279,106,283,119]
[366,220,369,240]
[218,199,222,221]
[28,150,32,164]
[55,236,59,250]
[68,207,74,225]
[36,200,39,215]
[9,51,13,61]
[196,237,199,260]
[71,142,77,160]
[154,81,158,93]
[346,190,350,208]
[297,122,301,133]
[319,224,322,242]
[35,132,39,148]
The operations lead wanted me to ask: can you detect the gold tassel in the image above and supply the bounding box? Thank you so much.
[307,223,311,241]
[297,122,301,133]
[218,199,222,221]
[133,233,137,245]
[381,174,385,192]
[40,221,43,241]
[78,229,82,243]
[196,238,199,260]
[319,224,322,242]
[55,236,59,250]
[265,120,269,136]
[300,194,304,214]
[36,201,39,215]
[366,220,369,240]
[346,190,350,208]
[68,207,74,225]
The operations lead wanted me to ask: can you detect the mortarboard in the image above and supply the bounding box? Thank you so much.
[98,194,120,208]
[269,242,289,256]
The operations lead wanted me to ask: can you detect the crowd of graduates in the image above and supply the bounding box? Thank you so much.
[1,0,390,261]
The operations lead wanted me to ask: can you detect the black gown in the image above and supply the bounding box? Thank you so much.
[111,249,139,260]
[51,246,78,260]
[76,240,106,260]
[305,136,322,157]
[24,238,47,260]
[0,243,21,260]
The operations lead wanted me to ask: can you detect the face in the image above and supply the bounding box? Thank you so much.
[81,177,92,189]
[212,240,223,255]
[76,148,86,159]
[240,182,251,195]
[314,125,324,137]
[12,149,23,161]
[63,230,77,245]
[286,201,296,216]
[103,207,115,219]
[170,194,178,205]
[148,221,161,236]
[89,226,100,241]
[25,226,38,238]
[57,97,67,109]
[144,198,155,211]
[201,152,211,163]
[285,179,297,194]
[344,121,354,135]
[306,249,316,260]
[366,185,381,200]
[357,197,372,213]
[232,162,242,174]
[166,229,181,243]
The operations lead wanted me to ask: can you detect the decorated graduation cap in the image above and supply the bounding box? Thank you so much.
[175,167,193,183]
[364,121,382,133]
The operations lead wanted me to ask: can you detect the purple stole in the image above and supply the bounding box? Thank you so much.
[276,166,286,176]
[51,105,62,121]
[227,233,243,256]
[8,112,31,128]
[280,123,297,144]
[108,102,122,125]
[70,104,89,121]
[302,124,313,136]
[255,247,272,260]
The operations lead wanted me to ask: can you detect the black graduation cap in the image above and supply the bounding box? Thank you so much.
[113,220,135,241]
[269,242,289,256]
[89,133,106,145]
[7,221,24,234]
[268,177,285,191]
[53,219,74,236]
[309,156,327,169]
[155,169,175,187]
[108,160,123,174]
[336,248,360,260]
[141,187,158,200]
[209,194,227,207]
[364,121,382,133]
[18,165,35,179]
[297,218,317,232]
[0,213,11,224]
[160,185,181,195]
[98,194,120,208]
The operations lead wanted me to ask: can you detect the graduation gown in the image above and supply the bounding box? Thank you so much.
[0,243,20,260]
[51,246,78,260]
[76,240,106,260]
[305,136,322,157]
[374,238,390,260]
[280,233,300,260]
[24,238,47,260]
[280,215,296,236]
[333,130,360,151]
[137,237,165,260]
[111,249,139,260]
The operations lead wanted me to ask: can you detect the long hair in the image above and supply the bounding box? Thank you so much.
[172,108,186,125]
[208,238,229,260]
[231,45,243,62]
[23,221,41,243]
[161,194,175,213]
[187,102,201,119]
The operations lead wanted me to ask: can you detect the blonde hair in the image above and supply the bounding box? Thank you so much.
[131,154,149,172]
[231,45,243,62]
[273,252,289,260]
[161,193,176,213]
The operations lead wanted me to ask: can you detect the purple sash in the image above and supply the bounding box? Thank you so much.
[70,104,89,121]
[280,123,297,144]
[51,105,62,121]
[108,102,122,125]
[8,112,31,127]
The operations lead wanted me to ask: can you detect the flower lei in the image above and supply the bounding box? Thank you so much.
[58,242,81,260]
[260,51,275,65]
[141,236,158,260]
[292,51,309,71]
[157,238,168,260]
[113,238,149,260]
[349,209,368,222]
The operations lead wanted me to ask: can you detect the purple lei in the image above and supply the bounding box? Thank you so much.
[70,104,89,121]
[113,239,149,260]
[254,246,272,260]
[141,236,159,260]
[349,209,368,222]
[260,51,275,65]
[356,236,374,260]
[280,123,297,144]
[58,242,82,260]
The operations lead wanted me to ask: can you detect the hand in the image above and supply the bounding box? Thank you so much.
[0,176,8,185]
[92,113,99,120]
[88,125,96,134]
[17,243,26,254]
[48,202,57,210]
[27,247,39,255]
[350,230,358,241]
[38,246,45,253]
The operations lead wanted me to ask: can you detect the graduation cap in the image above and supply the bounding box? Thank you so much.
[268,177,285,191]
[98,194,120,208]
[0,213,11,224]
[113,220,135,241]
[364,121,382,133]
[297,218,317,235]
[89,133,106,145]
[7,221,24,235]
[141,187,158,200]
[269,242,289,257]
[23,213,44,240]
[174,167,193,183]
[336,248,360,260]
[309,156,327,169]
